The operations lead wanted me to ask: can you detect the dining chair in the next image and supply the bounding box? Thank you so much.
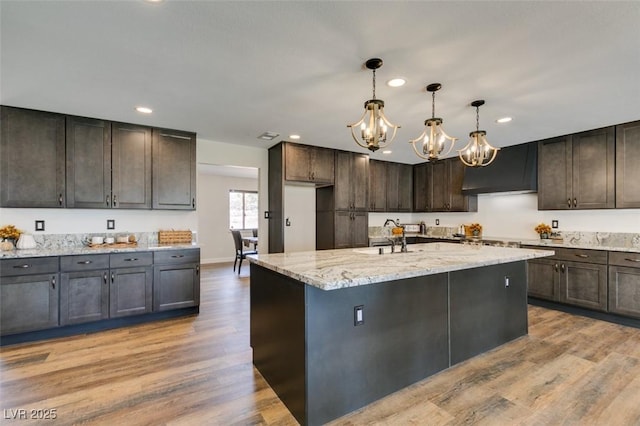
[231,229,257,275]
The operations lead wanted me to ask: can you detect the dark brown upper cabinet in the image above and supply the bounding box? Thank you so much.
[615,121,640,208]
[413,162,430,212]
[1,106,66,208]
[284,143,334,185]
[429,158,477,213]
[538,127,615,210]
[66,116,112,208]
[368,159,387,212]
[334,151,369,211]
[386,162,413,212]
[152,128,197,210]
[67,118,152,209]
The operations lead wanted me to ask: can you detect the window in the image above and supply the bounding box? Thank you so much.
[229,190,258,229]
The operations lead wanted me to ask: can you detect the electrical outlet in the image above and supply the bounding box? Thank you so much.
[354,305,364,326]
[35,220,45,231]
[435,219,440,225]
[552,220,559,229]
[107,219,115,230]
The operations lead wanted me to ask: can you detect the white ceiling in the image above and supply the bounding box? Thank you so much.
[2,1,639,164]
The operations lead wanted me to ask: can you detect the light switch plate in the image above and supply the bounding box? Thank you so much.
[35,220,45,231]
[107,219,115,230]
[552,220,559,229]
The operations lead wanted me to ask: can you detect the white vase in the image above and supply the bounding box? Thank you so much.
[16,234,37,249]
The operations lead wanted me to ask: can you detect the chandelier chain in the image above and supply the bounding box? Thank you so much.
[372,69,376,99]
[431,91,436,119]
[476,105,480,131]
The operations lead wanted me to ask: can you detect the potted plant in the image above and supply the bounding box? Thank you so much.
[534,223,552,239]
[469,223,482,237]
[0,224,22,250]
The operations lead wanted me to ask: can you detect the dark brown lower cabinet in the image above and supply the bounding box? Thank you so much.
[60,269,110,325]
[153,249,201,312]
[608,266,640,318]
[110,266,153,318]
[334,211,368,249]
[526,247,608,312]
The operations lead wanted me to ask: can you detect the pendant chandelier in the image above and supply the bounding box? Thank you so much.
[409,83,457,161]
[458,100,499,167]
[347,58,400,152]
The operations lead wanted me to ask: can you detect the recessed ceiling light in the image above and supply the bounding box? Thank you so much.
[387,78,406,88]
[135,106,153,114]
[382,150,392,154]
[289,134,301,140]
[496,117,512,124]
[258,132,280,141]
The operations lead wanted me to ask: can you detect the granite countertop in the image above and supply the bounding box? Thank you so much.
[0,244,199,259]
[248,243,553,291]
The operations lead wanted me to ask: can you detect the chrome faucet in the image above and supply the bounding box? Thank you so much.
[385,237,396,253]
[383,219,407,253]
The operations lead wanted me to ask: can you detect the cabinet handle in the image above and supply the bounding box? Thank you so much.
[575,254,589,258]
[171,255,185,258]
[104,273,108,284]
[196,265,200,276]
[624,258,640,263]
[106,195,110,206]
[13,264,30,269]
[561,264,566,273]
[192,198,195,208]
[124,258,138,262]
[59,193,63,206]
[51,276,56,289]
[573,198,577,208]
[554,263,559,272]
[567,198,571,208]
[111,273,115,283]
[113,194,117,207]
[78,260,92,264]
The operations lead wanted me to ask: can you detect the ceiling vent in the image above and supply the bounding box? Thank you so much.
[258,132,280,141]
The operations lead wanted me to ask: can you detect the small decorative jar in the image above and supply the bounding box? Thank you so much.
[540,233,549,239]
[0,239,15,251]
[16,234,37,249]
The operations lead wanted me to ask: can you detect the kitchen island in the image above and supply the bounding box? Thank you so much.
[249,243,553,425]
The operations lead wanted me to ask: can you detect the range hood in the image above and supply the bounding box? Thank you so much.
[461,142,537,194]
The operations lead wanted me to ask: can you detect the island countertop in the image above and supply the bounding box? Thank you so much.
[248,242,553,290]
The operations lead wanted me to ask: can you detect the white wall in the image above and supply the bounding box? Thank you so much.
[284,185,316,252]
[197,173,258,264]
[412,193,640,239]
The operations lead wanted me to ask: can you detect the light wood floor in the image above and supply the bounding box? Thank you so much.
[2,263,640,425]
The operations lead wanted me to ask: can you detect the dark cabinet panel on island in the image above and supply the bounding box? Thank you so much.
[0,106,66,208]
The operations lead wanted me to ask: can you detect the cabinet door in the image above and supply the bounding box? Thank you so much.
[413,163,429,212]
[429,160,448,212]
[397,163,413,211]
[152,129,196,210]
[527,258,559,301]
[538,136,571,210]
[60,269,109,325]
[310,147,334,184]
[352,212,369,248]
[448,159,475,212]
[571,127,615,209]
[385,162,400,211]
[615,121,640,208]
[559,261,608,311]
[368,160,387,211]
[113,123,152,209]
[153,263,200,311]
[334,211,353,249]
[334,151,352,210]
[284,144,312,182]
[0,273,59,335]
[66,116,112,208]
[608,265,640,318]
[110,266,153,317]
[351,153,369,210]
[1,106,65,207]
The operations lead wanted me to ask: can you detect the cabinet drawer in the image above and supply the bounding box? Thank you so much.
[154,249,200,265]
[608,251,640,268]
[110,252,152,268]
[552,248,608,264]
[0,257,58,277]
[60,254,110,272]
